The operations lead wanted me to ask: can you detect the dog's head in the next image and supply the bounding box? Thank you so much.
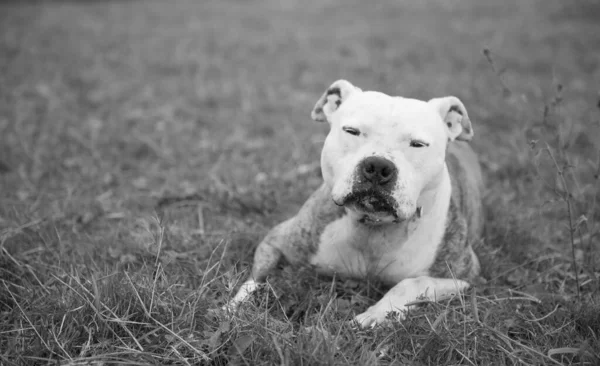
[311,80,474,224]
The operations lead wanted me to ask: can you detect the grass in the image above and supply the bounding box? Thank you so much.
[1,0,599,364]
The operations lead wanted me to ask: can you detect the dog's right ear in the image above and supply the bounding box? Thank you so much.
[311,80,361,123]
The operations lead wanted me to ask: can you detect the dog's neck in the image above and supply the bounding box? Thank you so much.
[416,164,452,220]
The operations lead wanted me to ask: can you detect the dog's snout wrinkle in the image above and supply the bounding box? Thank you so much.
[360,156,396,186]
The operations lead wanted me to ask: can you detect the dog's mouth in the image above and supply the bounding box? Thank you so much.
[334,190,401,223]
[333,189,423,225]
[351,192,396,213]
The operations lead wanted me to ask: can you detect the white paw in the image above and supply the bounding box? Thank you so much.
[352,305,406,328]
[220,300,239,314]
[220,279,259,314]
[204,302,235,320]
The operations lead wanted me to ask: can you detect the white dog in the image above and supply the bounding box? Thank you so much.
[225,80,484,327]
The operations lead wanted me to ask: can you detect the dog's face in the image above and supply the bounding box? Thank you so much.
[311,80,474,224]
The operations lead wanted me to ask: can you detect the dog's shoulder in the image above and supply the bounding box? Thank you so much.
[427,142,483,281]
[295,182,347,241]
[265,183,346,263]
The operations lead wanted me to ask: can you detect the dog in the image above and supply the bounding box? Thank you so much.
[225,80,484,327]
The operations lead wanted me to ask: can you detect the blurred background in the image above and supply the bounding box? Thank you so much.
[2,0,598,259]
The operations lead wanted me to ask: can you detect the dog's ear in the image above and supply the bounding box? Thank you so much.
[311,80,361,123]
[428,96,474,141]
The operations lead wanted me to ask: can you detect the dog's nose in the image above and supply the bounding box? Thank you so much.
[360,157,396,185]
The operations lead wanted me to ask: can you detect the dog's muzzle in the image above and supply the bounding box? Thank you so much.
[334,156,400,219]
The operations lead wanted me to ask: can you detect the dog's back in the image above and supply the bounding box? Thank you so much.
[446,142,484,245]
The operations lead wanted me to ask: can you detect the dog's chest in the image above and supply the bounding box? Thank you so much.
[308,215,440,284]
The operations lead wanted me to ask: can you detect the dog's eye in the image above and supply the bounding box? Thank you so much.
[342,126,360,136]
[410,140,429,148]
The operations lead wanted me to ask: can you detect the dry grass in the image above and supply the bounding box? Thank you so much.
[1,0,599,364]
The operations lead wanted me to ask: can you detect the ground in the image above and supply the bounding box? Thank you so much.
[1,0,599,365]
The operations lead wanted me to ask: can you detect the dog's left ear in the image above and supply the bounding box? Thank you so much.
[428,96,474,141]
[311,80,361,123]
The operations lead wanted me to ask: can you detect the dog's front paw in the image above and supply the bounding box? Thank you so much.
[352,305,406,328]
[205,300,240,321]
[220,300,239,314]
[217,279,260,315]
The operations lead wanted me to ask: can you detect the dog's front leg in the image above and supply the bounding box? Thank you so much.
[353,276,471,327]
[223,219,294,312]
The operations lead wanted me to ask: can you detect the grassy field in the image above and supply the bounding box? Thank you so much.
[1,0,600,364]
